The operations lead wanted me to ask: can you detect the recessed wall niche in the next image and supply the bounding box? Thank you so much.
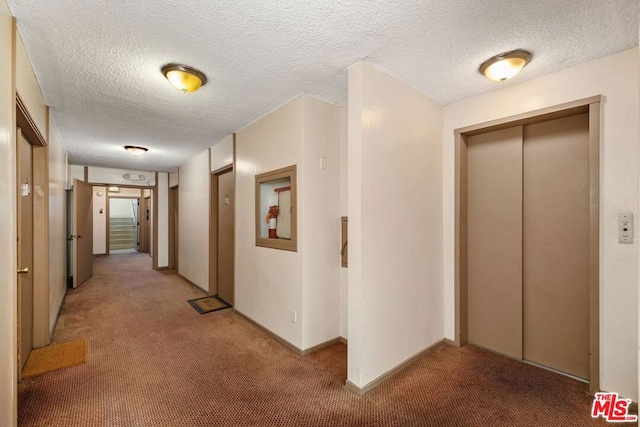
[255,165,297,251]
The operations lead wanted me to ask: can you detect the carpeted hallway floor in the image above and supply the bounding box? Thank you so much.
[18,253,617,426]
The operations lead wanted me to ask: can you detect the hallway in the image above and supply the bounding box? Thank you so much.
[18,253,611,426]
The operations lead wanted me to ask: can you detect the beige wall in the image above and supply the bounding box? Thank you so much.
[110,187,141,197]
[0,2,17,424]
[48,120,67,337]
[178,150,210,290]
[68,164,84,183]
[157,172,168,267]
[347,63,444,389]
[93,186,107,254]
[339,107,348,339]
[210,135,234,172]
[15,32,46,138]
[234,95,343,350]
[169,168,178,188]
[301,96,342,349]
[442,48,639,401]
[235,97,305,347]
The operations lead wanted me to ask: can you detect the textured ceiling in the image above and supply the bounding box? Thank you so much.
[7,0,639,172]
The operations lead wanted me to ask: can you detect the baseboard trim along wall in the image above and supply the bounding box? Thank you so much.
[233,309,344,356]
[177,273,208,293]
[345,339,448,396]
[234,309,303,354]
[301,337,344,356]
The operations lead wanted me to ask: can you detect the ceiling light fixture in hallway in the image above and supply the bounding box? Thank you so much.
[124,145,148,156]
[479,49,532,82]
[161,64,208,93]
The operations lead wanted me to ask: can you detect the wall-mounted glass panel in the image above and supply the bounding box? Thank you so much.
[255,165,297,251]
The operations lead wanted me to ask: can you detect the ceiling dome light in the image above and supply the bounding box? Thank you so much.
[479,49,532,82]
[124,145,148,156]
[162,64,207,93]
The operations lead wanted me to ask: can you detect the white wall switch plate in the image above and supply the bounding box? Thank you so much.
[618,213,633,243]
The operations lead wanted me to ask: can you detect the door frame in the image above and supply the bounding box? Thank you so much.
[106,195,141,253]
[453,95,601,394]
[209,165,234,297]
[168,185,178,270]
[208,134,236,298]
[17,95,50,349]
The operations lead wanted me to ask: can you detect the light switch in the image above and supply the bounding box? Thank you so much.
[320,157,327,170]
[618,213,633,243]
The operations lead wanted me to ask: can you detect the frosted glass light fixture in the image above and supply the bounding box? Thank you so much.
[480,49,532,82]
[124,145,148,156]
[162,64,207,93]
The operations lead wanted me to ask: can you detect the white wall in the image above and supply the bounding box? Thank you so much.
[442,48,639,401]
[88,166,154,187]
[301,96,341,349]
[92,186,107,254]
[0,3,17,424]
[235,97,305,347]
[157,172,168,267]
[48,119,67,337]
[347,62,444,389]
[210,135,234,172]
[109,198,134,217]
[178,150,210,290]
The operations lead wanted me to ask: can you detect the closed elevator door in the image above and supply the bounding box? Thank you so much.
[467,113,590,380]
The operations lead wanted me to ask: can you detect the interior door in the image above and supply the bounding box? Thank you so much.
[17,128,34,374]
[168,187,178,269]
[467,126,523,359]
[217,170,234,305]
[523,113,590,379]
[138,197,149,253]
[73,178,94,288]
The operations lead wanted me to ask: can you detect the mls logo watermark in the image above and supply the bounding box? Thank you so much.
[591,392,638,423]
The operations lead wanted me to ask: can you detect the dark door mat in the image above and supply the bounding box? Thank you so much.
[187,295,232,314]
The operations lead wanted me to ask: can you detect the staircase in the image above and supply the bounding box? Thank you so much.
[110,217,136,250]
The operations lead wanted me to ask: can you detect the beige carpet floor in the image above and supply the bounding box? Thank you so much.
[18,253,617,426]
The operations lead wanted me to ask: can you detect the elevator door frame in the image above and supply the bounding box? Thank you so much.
[453,95,601,395]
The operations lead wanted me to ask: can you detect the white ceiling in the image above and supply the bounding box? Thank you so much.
[7,0,639,172]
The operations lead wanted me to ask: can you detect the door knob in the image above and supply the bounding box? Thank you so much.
[17,267,29,274]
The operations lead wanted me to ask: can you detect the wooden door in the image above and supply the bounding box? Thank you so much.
[17,129,33,374]
[72,178,93,288]
[168,187,178,269]
[138,197,150,253]
[467,126,523,359]
[217,170,234,305]
[523,113,590,379]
